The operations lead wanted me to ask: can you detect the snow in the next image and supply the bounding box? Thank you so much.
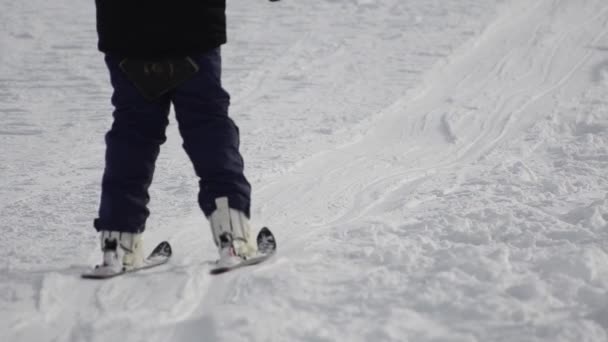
[1,0,608,341]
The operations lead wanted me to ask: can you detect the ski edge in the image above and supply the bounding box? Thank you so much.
[209,251,275,275]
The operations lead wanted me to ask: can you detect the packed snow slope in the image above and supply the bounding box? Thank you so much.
[1,0,608,341]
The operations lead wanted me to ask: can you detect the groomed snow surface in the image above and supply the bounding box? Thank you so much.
[1,0,608,341]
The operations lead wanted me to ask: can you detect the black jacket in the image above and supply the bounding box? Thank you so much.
[96,0,226,58]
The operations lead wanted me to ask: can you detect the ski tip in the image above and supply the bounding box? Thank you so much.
[256,227,276,254]
[150,241,172,258]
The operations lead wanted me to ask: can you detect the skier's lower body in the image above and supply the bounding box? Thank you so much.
[93,48,255,271]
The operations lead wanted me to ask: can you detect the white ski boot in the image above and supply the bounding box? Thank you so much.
[208,197,257,265]
[96,231,144,274]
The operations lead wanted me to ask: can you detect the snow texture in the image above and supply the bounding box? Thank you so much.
[1,0,608,341]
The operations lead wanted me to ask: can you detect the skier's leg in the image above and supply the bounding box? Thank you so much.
[172,49,251,218]
[94,54,171,236]
[172,49,254,258]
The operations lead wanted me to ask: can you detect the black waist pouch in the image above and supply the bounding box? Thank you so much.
[119,57,199,100]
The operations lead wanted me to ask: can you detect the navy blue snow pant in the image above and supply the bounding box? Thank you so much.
[94,48,251,234]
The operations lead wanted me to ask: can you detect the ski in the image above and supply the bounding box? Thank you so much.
[210,227,277,275]
[81,241,172,279]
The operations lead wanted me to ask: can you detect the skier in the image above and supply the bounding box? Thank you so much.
[92,0,256,273]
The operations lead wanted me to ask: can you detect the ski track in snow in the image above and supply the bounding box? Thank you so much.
[1,0,608,341]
